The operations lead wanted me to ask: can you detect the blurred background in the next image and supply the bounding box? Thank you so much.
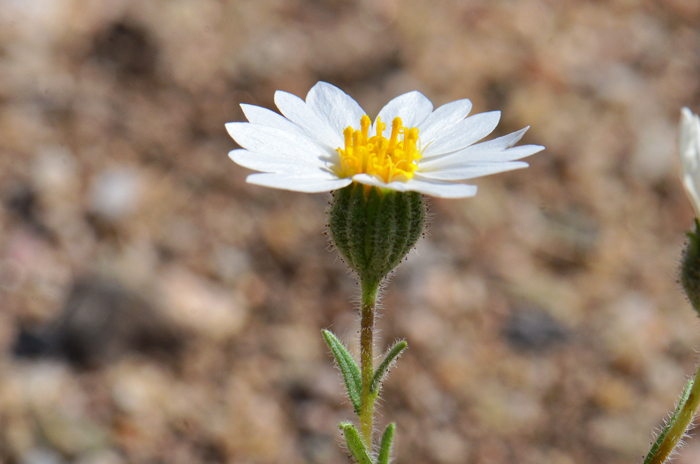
[1,0,700,463]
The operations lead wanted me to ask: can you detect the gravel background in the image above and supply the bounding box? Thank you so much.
[2,1,700,463]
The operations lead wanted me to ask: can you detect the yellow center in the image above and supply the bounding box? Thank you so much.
[335,115,422,183]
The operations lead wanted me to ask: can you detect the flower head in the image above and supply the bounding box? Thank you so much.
[680,108,700,218]
[226,82,544,198]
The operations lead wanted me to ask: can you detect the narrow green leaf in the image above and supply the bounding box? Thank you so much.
[644,378,694,464]
[322,330,362,415]
[371,340,408,393]
[339,422,374,464]
[377,423,396,464]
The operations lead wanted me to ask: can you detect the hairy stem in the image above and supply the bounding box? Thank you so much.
[646,362,700,464]
[359,278,379,450]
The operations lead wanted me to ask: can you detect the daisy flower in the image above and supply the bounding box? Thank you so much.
[680,107,700,218]
[226,82,544,198]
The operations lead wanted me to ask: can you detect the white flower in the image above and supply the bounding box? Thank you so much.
[226,82,544,198]
[680,108,700,218]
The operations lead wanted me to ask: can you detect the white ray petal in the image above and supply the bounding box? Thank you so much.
[420,144,544,170]
[423,126,529,159]
[401,178,478,198]
[423,111,501,157]
[420,126,531,160]
[478,127,530,150]
[352,174,478,198]
[274,90,342,148]
[417,99,473,142]
[246,172,352,192]
[306,82,366,135]
[240,104,306,135]
[680,108,700,217]
[226,122,332,161]
[229,149,327,174]
[374,91,433,131]
[415,162,528,181]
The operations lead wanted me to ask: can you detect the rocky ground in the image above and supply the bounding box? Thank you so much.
[2,0,700,463]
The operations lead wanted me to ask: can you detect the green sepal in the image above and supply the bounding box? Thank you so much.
[643,378,694,464]
[329,184,354,270]
[407,192,424,253]
[367,188,396,279]
[363,186,382,267]
[348,184,370,273]
[681,219,700,315]
[377,423,396,464]
[371,340,408,394]
[339,422,374,464]
[322,330,362,415]
[387,191,410,266]
[328,184,426,285]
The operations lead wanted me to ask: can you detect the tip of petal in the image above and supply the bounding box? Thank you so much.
[239,103,257,118]
[273,89,301,109]
[308,81,341,97]
[225,122,244,140]
[227,149,244,162]
[505,127,530,147]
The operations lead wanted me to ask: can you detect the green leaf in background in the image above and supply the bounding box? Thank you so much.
[322,330,362,415]
[377,422,396,464]
[339,421,374,464]
[371,340,408,394]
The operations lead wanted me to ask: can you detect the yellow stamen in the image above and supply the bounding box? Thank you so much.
[360,114,370,145]
[335,116,422,183]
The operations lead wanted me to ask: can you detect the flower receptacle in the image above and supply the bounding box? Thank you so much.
[328,183,425,285]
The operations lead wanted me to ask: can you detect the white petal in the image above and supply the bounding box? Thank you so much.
[352,174,477,198]
[422,126,531,160]
[470,127,529,151]
[680,108,700,169]
[351,174,407,191]
[306,82,366,135]
[473,145,544,162]
[680,108,700,217]
[374,91,433,131]
[401,178,478,198]
[681,173,700,218]
[417,98,472,143]
[423,111,501,157]
[229,149,326,174]
[415,162,528,181]
[420,144,544,170]
[274,90,342,148]
[240,104,306,135]
[226,122,332,161]
[246,172,352,193]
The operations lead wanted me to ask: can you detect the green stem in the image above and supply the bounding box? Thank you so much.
[359,278,379,451]
[647,363,700,464]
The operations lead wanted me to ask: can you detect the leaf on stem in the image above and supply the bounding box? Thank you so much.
[339,422,374,464]
[644,378,694,464]
[322,329,362,415]
[377,423,396,464]
[371,340,408,394]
